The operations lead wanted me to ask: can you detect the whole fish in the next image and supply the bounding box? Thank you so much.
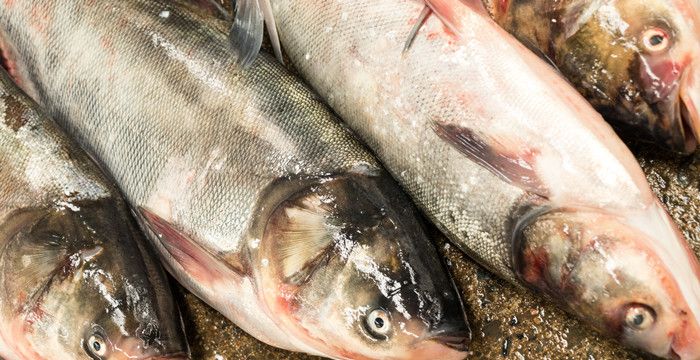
[0,65,189,359]
[483,0,700,153]
[245,0,700,358]
[0,0,471,359]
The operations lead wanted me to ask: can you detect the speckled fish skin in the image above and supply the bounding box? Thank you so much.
[0,1,471,359]
[0,67,189,359]
[484,0,700,153]
[267,0,700,358]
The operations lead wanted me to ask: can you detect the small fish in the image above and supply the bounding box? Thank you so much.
[0,0,471,358]
[257,0,700,358]
[0,66,189,359]
[484,0,700,153]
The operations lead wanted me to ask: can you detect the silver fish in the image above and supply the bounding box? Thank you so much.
[231,0,700,358]
[0,65,189,360]
[0,0,471,358]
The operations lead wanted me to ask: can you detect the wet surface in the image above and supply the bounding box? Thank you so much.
[177,147,689,360]
[175,1,690,359]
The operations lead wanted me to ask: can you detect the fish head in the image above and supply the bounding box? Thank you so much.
[514,206,700,359]
[256,174,470,359]
[0,201,189,360]
[555,0,700,152]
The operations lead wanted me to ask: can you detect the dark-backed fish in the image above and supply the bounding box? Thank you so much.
[0,0,471,358]
[0,66,189,359]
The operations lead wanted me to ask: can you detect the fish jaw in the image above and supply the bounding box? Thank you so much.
[514,206,700,359]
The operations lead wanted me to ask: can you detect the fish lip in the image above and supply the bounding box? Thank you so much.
[679,91,700,153]
[429,330,472,352]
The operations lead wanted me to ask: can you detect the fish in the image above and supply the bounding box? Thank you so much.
[231,0,700,358]
[0,65,189,359]
[0,0,472,359]
[481,0,700,153]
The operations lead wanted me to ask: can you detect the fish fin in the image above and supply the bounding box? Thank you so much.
[403,5,432,54]
[422,0,489,35]
[433,121,549,197]
[138,207,247,285]
[228,0,281,66]
[268,195,336,285]
[229,0,264,67]
[0,208,92,319]
[259,0,284,64]
[548,0,604,39]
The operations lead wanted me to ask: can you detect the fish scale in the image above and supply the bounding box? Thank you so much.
[0,0,472,358]
[266,0,700,358]
[0,65,188,359]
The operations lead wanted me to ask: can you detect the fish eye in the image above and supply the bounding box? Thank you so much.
[364,308,392,340]
[624,304,656,331]
[86,334,108,358]
[641,28,671,53]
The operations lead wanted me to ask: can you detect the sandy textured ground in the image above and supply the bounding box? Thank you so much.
[174,1,697,359]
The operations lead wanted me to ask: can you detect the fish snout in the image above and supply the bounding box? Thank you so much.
[669,317,700,360]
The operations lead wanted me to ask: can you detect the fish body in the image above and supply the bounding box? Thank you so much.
[0,0,471,358]
[263,0,700,357]
[484,0,700,152]
[0,65,188,360]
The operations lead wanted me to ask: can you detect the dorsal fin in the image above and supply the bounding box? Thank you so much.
[228,0,283,67]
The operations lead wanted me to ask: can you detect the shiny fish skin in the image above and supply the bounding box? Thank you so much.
[0,67,189,360]
[484,0,700,153]
[266,0,700,358]
[0,0,471,359]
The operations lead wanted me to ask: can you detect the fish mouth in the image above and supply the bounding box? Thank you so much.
[678,95,699,153]
[431,331,471,352]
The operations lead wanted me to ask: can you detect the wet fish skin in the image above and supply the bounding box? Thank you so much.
[0,67,189,359]
[0,0,471,358]
[265,0,700,358]
[484,0,700,153]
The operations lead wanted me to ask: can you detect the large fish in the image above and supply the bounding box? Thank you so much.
[0,0,471,359]
[0,65,189,359]
[229,0,700,358]
[482,0,700,153]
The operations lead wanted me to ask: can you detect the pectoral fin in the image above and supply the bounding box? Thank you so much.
[138,207,247,286]
[433,121,549,198]
[266,196,336,285]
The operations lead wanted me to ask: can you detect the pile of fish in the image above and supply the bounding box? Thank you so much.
[0,0,697,359]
